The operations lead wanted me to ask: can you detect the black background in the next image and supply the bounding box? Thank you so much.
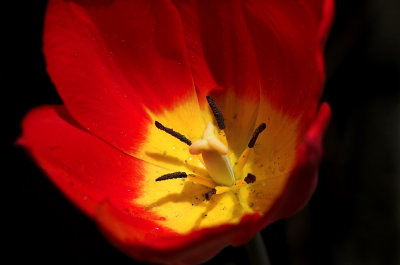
[4,1,400,264]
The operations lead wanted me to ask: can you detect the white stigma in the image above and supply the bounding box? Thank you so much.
[189,122,235,186]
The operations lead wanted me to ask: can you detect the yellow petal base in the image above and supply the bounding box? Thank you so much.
[134,93,299,234]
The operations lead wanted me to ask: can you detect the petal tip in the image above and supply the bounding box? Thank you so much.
[306,102,331,144]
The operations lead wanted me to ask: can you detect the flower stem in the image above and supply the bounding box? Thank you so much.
[245,233,271,265]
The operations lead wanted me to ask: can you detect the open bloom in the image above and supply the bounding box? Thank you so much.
[20,0,333,264]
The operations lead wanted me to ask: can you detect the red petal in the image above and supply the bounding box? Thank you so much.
[97,201,261,265]
[44,0,201,155]
[19,105,158,218]
[171,0,334,153]
[171,1,262,154]
[244,0,334,130]
[173,0,333,104]
[255,103,331,238]
[172,0,262,100]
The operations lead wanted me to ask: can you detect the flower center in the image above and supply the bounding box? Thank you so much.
[155,96,265,200]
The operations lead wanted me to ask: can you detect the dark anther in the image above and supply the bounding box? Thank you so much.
[156,172,187,181]
[205,188,217,200]
[155,121,192,146]
[244,173,256,184]
[206,96,225,130]
[248,123,266,148]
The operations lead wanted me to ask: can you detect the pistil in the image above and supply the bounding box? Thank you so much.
[189,122,235,186]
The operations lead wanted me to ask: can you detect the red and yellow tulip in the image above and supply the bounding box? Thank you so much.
[19,0,334,264]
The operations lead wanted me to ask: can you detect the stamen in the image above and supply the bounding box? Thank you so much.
[235,147,250,174]
[187,174,215,188]
[206,96,225,130]
[205,188,217,200]
[248,123,266,148]
[155,121,192,146]
[156,172,187,181]
[244,173,256,184]
[215,186,230,194]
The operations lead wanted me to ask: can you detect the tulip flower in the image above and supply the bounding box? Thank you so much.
[19,0,334,264]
